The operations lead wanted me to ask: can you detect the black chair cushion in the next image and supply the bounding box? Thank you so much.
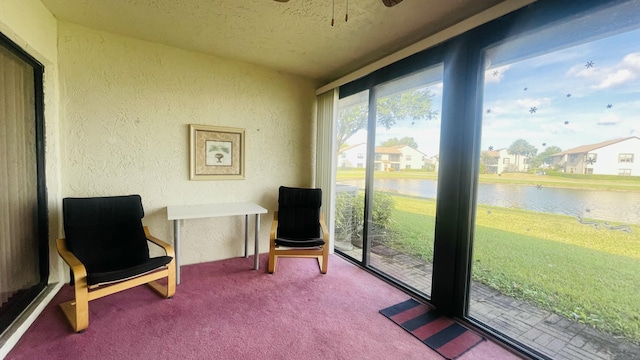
[63,195,155,276]
[275,237,325,247]
[277,186,324,243]
[87,255,172,286]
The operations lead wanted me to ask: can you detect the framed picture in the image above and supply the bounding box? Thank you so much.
[189,124,245,180]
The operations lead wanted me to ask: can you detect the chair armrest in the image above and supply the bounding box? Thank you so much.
[320,213,329,243]
[56,238,87,279]
[270,211,279,241]
[143,226,175,258]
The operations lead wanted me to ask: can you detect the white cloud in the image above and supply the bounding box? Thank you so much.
[540,121,582,134]
[515,97,552,109]
[594,69,635,89]
[597,114,621,126]
[431,82,444,95]
[566,63,597,79]
[568,52,640,89]
[622,52,640,69]
[541,123,560,134]
[482,119,513,130]
[484,105,509,116]
[485,65,511,83]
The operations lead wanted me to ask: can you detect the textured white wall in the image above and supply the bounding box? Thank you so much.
[0,0,57,62]
[58,22,317,265]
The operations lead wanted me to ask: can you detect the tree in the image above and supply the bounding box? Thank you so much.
[336,103,368,151]
[507,139,538,172]
[336,88,437,149]
[380,137,418,149]
[480,151,498,174]
[531,146,562,168]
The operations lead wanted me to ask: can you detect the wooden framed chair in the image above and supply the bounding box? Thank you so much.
[56,194,176,332]
[268,186,329,274]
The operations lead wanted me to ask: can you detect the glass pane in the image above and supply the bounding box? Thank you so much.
[0,44,40,324]
[469,13,640,360]
[368,65,443,297]
[335,90,369,262]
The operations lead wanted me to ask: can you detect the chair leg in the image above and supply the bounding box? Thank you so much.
[74,278,89,332]
[268,248,277,274]
[320,245,329,274]
[166,260,176,298]
[147,262,176,298]
[60,279,89,332]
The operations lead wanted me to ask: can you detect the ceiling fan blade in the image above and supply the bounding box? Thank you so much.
[382,0,404,7]
[274,0,289,2]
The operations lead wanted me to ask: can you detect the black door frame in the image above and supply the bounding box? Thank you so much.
[0,31,49,333]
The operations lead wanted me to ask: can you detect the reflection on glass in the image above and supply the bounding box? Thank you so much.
[334,90,369,262]
[470,21,640,359]
[335,65,444,297]
[369,66,443,297]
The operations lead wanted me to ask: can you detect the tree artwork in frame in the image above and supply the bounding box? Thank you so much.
[190,124,245,180]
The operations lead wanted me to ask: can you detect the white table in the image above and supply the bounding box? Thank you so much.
[167,202,268,284]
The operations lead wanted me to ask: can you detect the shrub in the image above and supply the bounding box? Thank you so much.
[370,192,394,228]
[334,190,395,244]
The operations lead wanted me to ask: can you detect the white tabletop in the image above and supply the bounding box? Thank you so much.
[167,202,268,220]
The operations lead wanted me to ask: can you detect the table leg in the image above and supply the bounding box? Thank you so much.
[244,214,249,258]
[173,219,181,285]
[254,214,260,270]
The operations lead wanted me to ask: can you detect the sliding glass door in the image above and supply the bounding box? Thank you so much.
[334,90,369,263]
[0,33,48,334]
[368,66,443,296]
[335,63,444,298]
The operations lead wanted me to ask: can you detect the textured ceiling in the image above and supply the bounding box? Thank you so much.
[40,0,507,84]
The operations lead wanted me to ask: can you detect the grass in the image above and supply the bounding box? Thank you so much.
[385,196,437,262]
[336,168,640,341]
[382,194,640,343]
[473,226,640,342]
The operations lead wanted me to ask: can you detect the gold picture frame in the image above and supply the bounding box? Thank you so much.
[189,124,245,180]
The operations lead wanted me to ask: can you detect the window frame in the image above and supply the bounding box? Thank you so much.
[335,1,638,358]
[0,31,48,333]
[619,153,634,163]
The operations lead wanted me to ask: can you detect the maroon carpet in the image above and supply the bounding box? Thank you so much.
[6,254,518,360]
[380,299,485,359]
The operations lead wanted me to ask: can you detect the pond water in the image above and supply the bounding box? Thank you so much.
[338,179,640,225]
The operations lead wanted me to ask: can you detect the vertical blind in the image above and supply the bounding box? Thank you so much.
[315,89,338,250]
[0,43,40,312]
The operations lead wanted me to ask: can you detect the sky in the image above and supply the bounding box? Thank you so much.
[481,27,640,154]
[343,26,640,158]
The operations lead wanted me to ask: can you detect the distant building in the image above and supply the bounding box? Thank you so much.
[373,146,402,171]
[549,136,640,176]
[374,145,429,171]
[338,143,367,168]
[481,148,528,174]
[338,144,431,171]
[429,155,439,172]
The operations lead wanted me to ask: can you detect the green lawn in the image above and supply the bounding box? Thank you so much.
[336,169,640,342]
[383,195,640,343]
